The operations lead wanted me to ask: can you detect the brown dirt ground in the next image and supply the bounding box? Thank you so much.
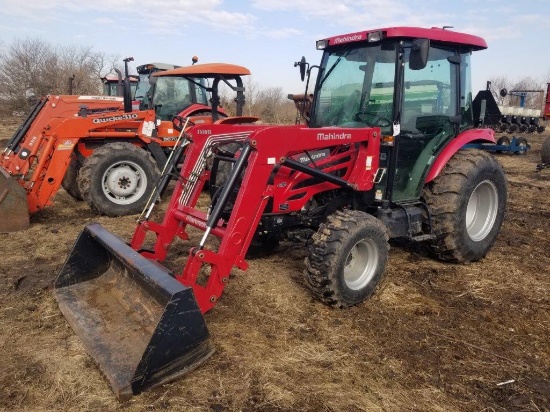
[0,117,549,412]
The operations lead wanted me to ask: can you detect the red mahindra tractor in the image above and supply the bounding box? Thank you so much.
[54,27,507,400]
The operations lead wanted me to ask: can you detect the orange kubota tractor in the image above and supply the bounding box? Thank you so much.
[54,27,507,400]
[0,61,249,232]
[102,74,139,97]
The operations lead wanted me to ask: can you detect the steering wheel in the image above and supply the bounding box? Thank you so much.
[172,115,194,131]
[353,111,392,127]
[154,91,167,102]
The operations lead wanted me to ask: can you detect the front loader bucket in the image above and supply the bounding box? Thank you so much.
[0,168,29,232]
[54,223,214,401]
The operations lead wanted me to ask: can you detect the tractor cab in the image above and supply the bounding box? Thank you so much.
[134,62,182,109]
[299,27,487,203]
[101,73,138,99]
[101,73,138,98]
[148,67,209,121]
[149,63,253,124]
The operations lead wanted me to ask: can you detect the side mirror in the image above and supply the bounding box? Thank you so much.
[295,56,308,82]
[500,88,508,98]
[409,39,430,70]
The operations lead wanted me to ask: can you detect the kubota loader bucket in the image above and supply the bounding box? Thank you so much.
[0,167,29,232]
[54,223,214,401]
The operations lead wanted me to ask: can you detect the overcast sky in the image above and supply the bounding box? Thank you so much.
[0,0,548,95]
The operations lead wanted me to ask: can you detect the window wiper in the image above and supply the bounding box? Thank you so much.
[317,48,352,89]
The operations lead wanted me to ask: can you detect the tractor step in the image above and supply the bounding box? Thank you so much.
[412,233,436,242]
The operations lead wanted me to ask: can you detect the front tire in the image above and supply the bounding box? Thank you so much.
[423,149,507,263]
[61,152,83,200]
[77,142,160,216]
[304,210,389,308]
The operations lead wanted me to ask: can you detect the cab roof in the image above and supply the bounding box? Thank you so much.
[153,63,251,78]
[324,26,487,51]
[101,73,138,82]
[136,62,180,73]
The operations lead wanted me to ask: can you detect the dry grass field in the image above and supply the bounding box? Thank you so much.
[0,115,549,411]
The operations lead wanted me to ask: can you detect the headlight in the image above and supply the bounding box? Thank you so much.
[367,31,382,42]
[316,39,329,50]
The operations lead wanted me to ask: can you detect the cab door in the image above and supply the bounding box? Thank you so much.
[392,45,458,202]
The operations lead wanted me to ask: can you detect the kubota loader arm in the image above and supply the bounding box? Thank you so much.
[2,95,124,172]
[0,95,125,231]
[5,108,159,214]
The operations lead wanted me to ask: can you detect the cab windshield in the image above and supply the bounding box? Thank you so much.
[134,73,152,102]
[152,77,209,121]
[310,42,397,135]
[102,81,137,98]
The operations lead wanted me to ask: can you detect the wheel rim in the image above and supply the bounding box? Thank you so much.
[102,161,147,205]
[343,239,379,290]
[466,180,498,242]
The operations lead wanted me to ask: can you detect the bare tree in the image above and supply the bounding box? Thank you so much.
[253,87,295,124]
[488,75,548,112]
[488,76,510,106]
[218,77,260,118]
[243,76,259,117]
[217,77,303,124]
[0,38,120,111]
[509,77,544,110]
[0,38,54,109]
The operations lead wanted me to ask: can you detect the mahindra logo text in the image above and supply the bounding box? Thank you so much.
[185,215,206,229]
[317,132,352,141]
[298,152,326,163]
[333,34,363,44]
[92,113,139,124]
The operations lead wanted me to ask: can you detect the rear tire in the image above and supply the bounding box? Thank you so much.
[304,210,389,308]
[77,142,160,216]
[541,136,550,164]
[61,152,83,200]
[423,149,507,263]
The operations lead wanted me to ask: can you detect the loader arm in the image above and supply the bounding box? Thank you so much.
[53,123,380,400]
[131,124,381,312]
[2,95,124,164]
[5,109,161,214]
[0,95,125,231]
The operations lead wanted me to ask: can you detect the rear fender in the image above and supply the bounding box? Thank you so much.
[425,128,495,182]
[180,103,227,118]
